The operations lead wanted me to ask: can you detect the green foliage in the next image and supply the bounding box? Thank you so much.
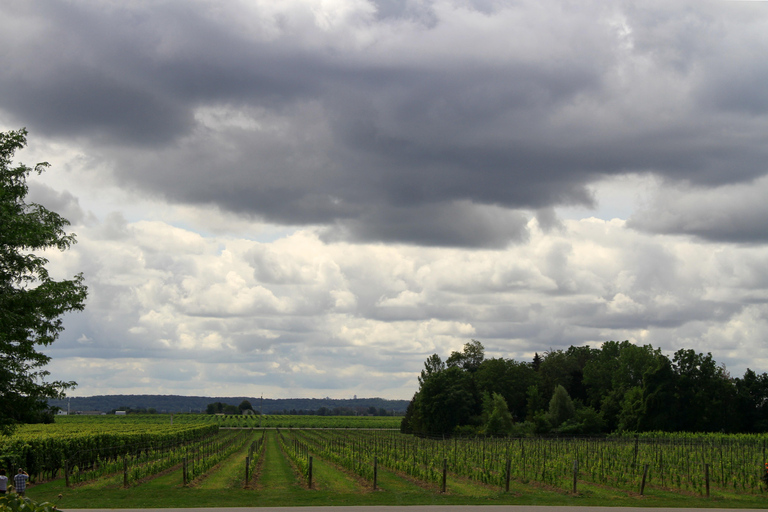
[445,339,484,372]
[0,494,59,512]
[418,354,445,385]
[616,386,644,431]
[475,358,537,421]
[483,392,513,435]
[0,129,87,435]
[525,385,544,421]
[205,401,238,415]
[415,366,476,435]
[407,339,768,435]
[548,385,575,427]
[14,420,768,505]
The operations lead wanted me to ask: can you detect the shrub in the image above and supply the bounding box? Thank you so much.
[0,494,59,512]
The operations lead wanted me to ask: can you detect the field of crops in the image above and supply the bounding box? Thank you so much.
[4,415,768,508]
[53,413,402,429]
[278,428,768,496]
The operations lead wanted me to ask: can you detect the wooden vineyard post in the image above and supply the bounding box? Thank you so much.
[64,460,69,488]
[308,456,313,489]
[640,464,649,495]
[183,457,188,486]
[245,456,250,487]
[505,459,511,492]
[441,458,447,493]
[123,457,128,488]
[705,463,710,498]
[572,460,578,494]
[373,457,378,490]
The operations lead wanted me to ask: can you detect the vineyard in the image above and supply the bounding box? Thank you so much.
[3,416,768,508]
[53,413,401,429]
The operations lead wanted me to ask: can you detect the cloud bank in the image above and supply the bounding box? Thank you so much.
[1,0,768,397]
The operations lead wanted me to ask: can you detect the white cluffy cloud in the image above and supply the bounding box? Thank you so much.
[38,201,768,398]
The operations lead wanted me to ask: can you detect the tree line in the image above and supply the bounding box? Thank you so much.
[204,400,397,417]
[401,340,768,436]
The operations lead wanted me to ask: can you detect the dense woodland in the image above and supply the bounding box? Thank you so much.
[401,340,768,437]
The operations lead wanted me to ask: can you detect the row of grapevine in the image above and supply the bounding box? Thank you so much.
[290,429,375,481]
[64,429,259,487]
[245,431,266,486]
[276,429,310,479]
[273,429,768,496]
[0,424,219,482]
[66,427,230,486]
[182,429,255,484]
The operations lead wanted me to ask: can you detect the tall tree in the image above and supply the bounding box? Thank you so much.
[483,392,514,435]
[734,369,768,432]
[446,339,485,372]
[0,129,87,433]
[419,353,445,385]
[671,349,735,432]
[548,384,575,427]
[583,341,661,430]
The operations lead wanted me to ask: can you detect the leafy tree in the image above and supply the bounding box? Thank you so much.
[583,341,661,430]
[223,404,239,415]
[238,400,254,412]
[400,393,419,434]
[637,354,677,431]
[531,352,541,372]
[407,366,477,435]
[446,339,485,372]
[548,385,575,427]
[616,386,644,431]
[734,369,768,432]
[671,349,735,432]
[483,392,514,435]
[572,404,604,434]
[206,401,231,414]
[419,353,445,385]
[0,129,87,434]
[525,384,545,421]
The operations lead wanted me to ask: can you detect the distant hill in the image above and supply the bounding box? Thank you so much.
[48,394,410,414]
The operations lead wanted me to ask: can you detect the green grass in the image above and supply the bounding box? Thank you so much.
[22,429,768,509]
[25,472,768,509]
[196,433,254,489]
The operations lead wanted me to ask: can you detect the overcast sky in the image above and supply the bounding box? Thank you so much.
[2,0,768,400]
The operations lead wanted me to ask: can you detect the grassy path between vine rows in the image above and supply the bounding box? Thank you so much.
[23,429,768,509]
[196,432,255,489]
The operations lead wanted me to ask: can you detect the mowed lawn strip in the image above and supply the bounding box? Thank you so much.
[256,430,306,493]
[196,431,256,489]
[305,454,367,493]
[374,465,435,495]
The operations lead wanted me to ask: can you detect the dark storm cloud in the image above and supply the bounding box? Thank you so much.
[628,177,768,243]
[2,65,192,146]
[321,201,529,247]
[3,0,768,246]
